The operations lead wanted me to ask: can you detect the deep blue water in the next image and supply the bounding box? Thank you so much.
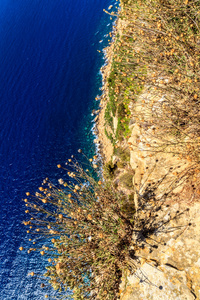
[0,0,117,298]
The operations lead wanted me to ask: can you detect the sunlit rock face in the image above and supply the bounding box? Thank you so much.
[120,202,200,300]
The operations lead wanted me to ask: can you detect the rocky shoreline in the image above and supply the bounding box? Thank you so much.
[94,40,115,163]
[94,15,127,163]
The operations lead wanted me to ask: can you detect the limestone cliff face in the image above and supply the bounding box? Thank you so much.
[120,202,200,300]
[118,86,200,300]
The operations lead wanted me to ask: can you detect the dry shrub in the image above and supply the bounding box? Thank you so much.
[21,154,196,299]
[107,0,200,163]
[22,153,136,299]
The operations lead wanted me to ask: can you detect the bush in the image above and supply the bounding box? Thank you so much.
[120,193,136,221]
[114,147,130,162]
[119,172,134,189]
[103,160,117,178]
[21,154,189,299]
[118,102,126,119]
[22,154,136,300]
[117,160,126,168]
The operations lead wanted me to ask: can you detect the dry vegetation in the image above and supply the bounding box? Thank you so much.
[106,0,200,163]
[20,0,200,299]
[21,153,189,300]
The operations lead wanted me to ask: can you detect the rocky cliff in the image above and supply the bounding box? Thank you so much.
[97,0,200,299]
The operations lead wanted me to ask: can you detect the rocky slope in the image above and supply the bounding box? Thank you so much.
[97,0,200,299]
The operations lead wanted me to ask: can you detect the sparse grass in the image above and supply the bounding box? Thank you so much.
[104,128,115,145]
[104,0,200,164]
[104,103,114,129]
[119,172,134,189]
[114,146,130,162]
[116,116,131,141]
[117,160,126,168]
[116,0,200,163]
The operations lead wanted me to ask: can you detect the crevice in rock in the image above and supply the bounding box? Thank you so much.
[186,274,197,299]
[190,290,197,299]
[165,263,181,271]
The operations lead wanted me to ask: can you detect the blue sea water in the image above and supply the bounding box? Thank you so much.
[0,0,117,299]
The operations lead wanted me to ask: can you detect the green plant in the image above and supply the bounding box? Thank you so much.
[119,172,134,189]
[104,128,115,145]
[117,160,126,168]
[104,103,114,129]
[114,147,130,162]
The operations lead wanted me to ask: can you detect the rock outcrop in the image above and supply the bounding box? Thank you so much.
[120,201,200,300]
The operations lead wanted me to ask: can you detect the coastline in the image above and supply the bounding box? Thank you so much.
[95,43,114,163]
[95,15,125,163]
[93,2,200,299]
[20,1,200,299]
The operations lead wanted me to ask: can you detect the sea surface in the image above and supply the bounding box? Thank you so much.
[0,0,117,298]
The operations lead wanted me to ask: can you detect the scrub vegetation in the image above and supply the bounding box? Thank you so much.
[21,0,200,299]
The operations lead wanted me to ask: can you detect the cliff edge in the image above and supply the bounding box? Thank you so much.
[97,0,200,299]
